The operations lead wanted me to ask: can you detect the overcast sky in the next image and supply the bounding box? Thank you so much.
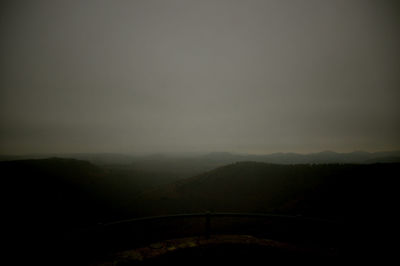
[1,0,399,155]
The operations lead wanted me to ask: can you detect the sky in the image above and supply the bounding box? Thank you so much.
[1,0,399,155]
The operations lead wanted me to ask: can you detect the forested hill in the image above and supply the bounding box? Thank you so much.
[135,162,399,220]
[1,158,179,230]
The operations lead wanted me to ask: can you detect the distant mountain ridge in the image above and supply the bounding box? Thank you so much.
[201,150,400,164]
[1,150,399,165]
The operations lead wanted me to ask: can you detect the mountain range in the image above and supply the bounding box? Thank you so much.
[2,150,399,165]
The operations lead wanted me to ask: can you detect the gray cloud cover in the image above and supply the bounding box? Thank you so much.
[1,0,399,154]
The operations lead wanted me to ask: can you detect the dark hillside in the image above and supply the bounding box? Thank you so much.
[3,158,109,229]
[3,159,398,264]
[135,162,399,220]
[2,158,179,232]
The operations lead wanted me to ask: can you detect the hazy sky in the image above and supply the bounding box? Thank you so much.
[1,0,399,155]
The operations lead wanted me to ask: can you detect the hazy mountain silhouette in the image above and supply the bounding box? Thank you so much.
[125,150,400,180]
[2,150,399,167]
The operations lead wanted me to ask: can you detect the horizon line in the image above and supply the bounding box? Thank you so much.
[1,149,400,157]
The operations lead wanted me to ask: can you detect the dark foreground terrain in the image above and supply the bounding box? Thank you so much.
[95,235,340,265]
[2,158,398,264]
